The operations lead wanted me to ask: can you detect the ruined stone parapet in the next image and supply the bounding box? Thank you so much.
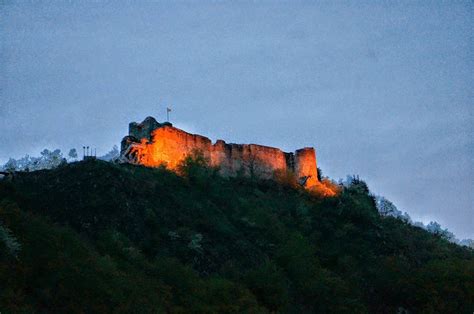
[129,116,163,141]
[120,117,319,189]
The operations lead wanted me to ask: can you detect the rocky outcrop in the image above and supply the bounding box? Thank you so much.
[121,117,319,188]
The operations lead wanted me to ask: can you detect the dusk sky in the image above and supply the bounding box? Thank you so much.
[1,1,472,239]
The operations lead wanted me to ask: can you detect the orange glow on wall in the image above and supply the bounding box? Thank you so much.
[121,117,336,195]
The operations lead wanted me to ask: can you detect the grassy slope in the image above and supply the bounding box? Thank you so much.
[1,160,473,313]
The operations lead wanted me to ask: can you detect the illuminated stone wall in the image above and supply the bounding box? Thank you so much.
[295,148,318,188]
[121,117,319,188]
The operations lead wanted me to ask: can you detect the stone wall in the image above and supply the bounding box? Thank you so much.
[121,117,319,188]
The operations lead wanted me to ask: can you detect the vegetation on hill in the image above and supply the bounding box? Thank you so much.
[1,158,473,313]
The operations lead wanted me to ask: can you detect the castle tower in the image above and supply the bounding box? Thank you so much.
[294,148,318,188]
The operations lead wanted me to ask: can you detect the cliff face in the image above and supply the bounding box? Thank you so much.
[121,117,319,188]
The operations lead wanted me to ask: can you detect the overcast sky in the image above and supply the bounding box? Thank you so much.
[1,1,472,239]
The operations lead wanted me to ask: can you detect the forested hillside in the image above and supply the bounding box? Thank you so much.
[1,159,473,313]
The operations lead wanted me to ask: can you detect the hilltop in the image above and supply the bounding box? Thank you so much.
[1,159,473,313]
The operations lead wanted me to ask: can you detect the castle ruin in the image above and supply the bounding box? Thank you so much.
[120,117,319,189]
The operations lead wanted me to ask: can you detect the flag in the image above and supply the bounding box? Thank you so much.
[167,107,171,113]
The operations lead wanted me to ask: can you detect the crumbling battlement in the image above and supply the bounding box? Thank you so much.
[121,117,319,188]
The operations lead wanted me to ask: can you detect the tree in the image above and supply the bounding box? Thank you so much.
[99,145,120,161]
[0,148,65,172]
[0,222,21,258]
[4,158,17,172]
[376,197,399,217]
[68,148,78,160]
[38,149,65,169]
[426,221,456,242]
[317,167,323,182]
